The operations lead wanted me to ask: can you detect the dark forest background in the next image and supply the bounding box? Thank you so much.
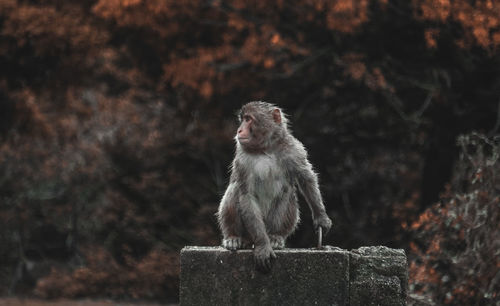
[0,0,499,305]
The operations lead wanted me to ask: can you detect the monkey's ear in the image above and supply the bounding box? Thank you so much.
[272,108,282,124]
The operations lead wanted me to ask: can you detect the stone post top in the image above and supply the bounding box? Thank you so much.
[181,245,406,256]
[351,245,406,256]
[182,245,345,252]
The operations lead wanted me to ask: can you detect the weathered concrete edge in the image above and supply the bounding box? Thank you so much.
[180,245,407,305]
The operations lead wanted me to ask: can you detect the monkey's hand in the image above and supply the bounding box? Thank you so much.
[313,214,332,235]
[254,243,276,273]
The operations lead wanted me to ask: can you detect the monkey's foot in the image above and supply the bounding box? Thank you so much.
[269,235,285,249]
[222,237,243,250]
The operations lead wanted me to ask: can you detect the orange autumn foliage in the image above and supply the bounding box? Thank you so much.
[415,0,500,50]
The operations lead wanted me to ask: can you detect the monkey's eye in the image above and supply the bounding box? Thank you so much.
[243,115,252,123]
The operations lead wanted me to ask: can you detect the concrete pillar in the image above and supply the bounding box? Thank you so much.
[180,245,407,306]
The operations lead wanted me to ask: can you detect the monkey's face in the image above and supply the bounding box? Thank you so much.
[236,111,269,152]
[237,113,257,147]
[236,102,284,152]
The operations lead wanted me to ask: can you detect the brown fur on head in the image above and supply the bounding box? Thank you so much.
[236,101,288,152]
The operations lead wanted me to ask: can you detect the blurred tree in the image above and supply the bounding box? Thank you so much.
[408,133,500,305]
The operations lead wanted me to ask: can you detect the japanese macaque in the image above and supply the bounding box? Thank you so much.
[217,101,332,271]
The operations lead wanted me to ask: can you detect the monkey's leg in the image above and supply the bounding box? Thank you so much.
[269,235,285,249]
[266,190,299,249]
[219,199,244,250]
[218,183,245,250]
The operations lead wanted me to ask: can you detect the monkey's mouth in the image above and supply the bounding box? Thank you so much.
[237,137,250,144]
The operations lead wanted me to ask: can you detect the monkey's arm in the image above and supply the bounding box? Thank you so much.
[238,193,276,271]
[234,172,276,271]
[292,152,332,234]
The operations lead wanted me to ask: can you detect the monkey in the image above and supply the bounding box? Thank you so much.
[217,101,332,272]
